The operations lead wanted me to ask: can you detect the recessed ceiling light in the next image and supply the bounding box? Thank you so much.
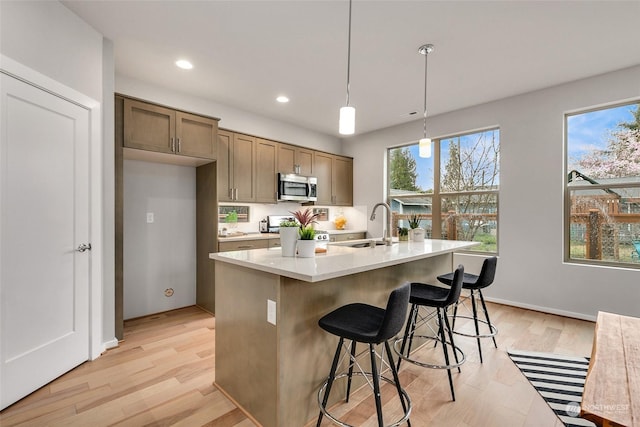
[276,96,289,103]
[175,59,193,70]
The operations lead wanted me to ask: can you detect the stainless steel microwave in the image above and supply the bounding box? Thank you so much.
[277,173,317,202]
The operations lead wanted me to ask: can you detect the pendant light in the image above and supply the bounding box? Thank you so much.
[418,44,434,158]
[339,0,355,135]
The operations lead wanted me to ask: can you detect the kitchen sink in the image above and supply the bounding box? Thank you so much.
[349,241,389,248]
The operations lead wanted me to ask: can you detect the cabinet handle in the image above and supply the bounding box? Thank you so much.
[229,188,233,199]
[177,138,181,153]
[237,245,254,249]
[170,137,175,152]
[234,188,239,200]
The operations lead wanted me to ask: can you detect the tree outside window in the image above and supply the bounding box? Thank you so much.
[566,101,640,266]
[387,128,499,253]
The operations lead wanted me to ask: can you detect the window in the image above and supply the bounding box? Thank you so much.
[387,128,500,253]
[566,101,640,266]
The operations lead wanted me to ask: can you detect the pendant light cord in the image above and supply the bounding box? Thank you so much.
[345,0,352,106]
[423,49,428,139]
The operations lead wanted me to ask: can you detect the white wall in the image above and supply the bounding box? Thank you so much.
[344,65,640,320]
[116,75,342,154]
[123,160,196,319]
[0,1,116,350]
[0,1,103,102]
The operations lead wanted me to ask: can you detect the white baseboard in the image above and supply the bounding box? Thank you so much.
[102,338,119,351]
[485,296,597,322]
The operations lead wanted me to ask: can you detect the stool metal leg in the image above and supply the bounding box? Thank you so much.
[384,341,412,427]
[470,289,484,363]
[317,337,344,427]
[438,308,456,401]
[442,308,461,373]
[345,340,357,402]
[478,290,498,348]
[397,304,418,371]
[369,343,384,427]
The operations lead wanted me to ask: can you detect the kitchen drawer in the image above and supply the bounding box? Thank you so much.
[268,239,281,248]
[330,232,366,242]
[218,239,269,252]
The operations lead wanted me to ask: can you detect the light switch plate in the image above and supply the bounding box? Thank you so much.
[267,299,276,325]
[146,212,154,223]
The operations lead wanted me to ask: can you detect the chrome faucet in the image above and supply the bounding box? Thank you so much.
[370,202,393,246]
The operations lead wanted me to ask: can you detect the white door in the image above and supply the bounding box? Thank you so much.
[0,73,91,410]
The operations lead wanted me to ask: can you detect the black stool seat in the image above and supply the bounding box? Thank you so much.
[318,303,386,343]
[437,256,498,363]
[409,283,452,307]
[437,271,486,289]
[316,283,412,427]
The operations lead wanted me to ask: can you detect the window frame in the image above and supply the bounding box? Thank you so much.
[387,126,500,255]
[563,99,640,268]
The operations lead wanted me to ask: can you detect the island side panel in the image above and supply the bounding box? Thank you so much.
[278,253,453,426]
[214,261,279,427]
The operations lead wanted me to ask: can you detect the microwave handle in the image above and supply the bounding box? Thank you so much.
[307,181,312,197]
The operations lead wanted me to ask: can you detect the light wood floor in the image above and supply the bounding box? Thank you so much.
[0,302,595,427]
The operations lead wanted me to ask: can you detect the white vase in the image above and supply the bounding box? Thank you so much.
[279,227,299,257]
[296,239,316,258]
[409,228,425,242]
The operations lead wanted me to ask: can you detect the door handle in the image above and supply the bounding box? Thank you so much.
[76,243,92,252]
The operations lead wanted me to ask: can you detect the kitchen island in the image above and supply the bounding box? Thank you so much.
[209,239,477,427]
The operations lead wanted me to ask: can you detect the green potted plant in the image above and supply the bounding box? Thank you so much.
[279,217,299,257]
[225,210,238,230]
[398,226,409,242]
[291,208,319,257]
[408,214,425,242]
[408,214,421,230]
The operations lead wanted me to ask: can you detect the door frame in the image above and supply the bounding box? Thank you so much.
[1,55,105,360]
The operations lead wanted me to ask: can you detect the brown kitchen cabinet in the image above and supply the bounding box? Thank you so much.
[314,152,353,206]
[218,131,256,202]
[218,239,269,252]
[255,138,278,203]
[277,143,313,176]
[123,98,218,160]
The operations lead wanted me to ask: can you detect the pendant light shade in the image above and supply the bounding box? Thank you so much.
[339,0,355,135]
[339,106,355,135]
[418,43,434,158]
[419,137,432,158]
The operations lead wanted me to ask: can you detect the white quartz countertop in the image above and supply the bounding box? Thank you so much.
[217,229,367,242]
[209,239,478,282]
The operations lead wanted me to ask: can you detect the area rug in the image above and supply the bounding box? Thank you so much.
[507,350,596,427]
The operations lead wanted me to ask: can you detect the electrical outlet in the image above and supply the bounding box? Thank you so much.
[267,299,276,325]
[146,212,154,223]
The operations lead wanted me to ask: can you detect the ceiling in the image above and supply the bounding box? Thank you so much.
[63,0,640,138]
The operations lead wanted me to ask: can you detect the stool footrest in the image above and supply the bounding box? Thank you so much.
[393,335,466,370]
[449,315,498,339]
[317,372,411,427]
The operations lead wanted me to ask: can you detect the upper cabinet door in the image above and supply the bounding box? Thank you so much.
[123,99,174,154]
[217,130,233,202]
[277,144,296,174]
[255,139,278,203]
[314,152,333,205]
[232,133,256,202]
[333,156,353,206]
[175,112,217,160]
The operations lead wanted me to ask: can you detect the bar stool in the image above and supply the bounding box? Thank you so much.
[316,283,412,427]
[394,265,465,401]
[437,256,498,363]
